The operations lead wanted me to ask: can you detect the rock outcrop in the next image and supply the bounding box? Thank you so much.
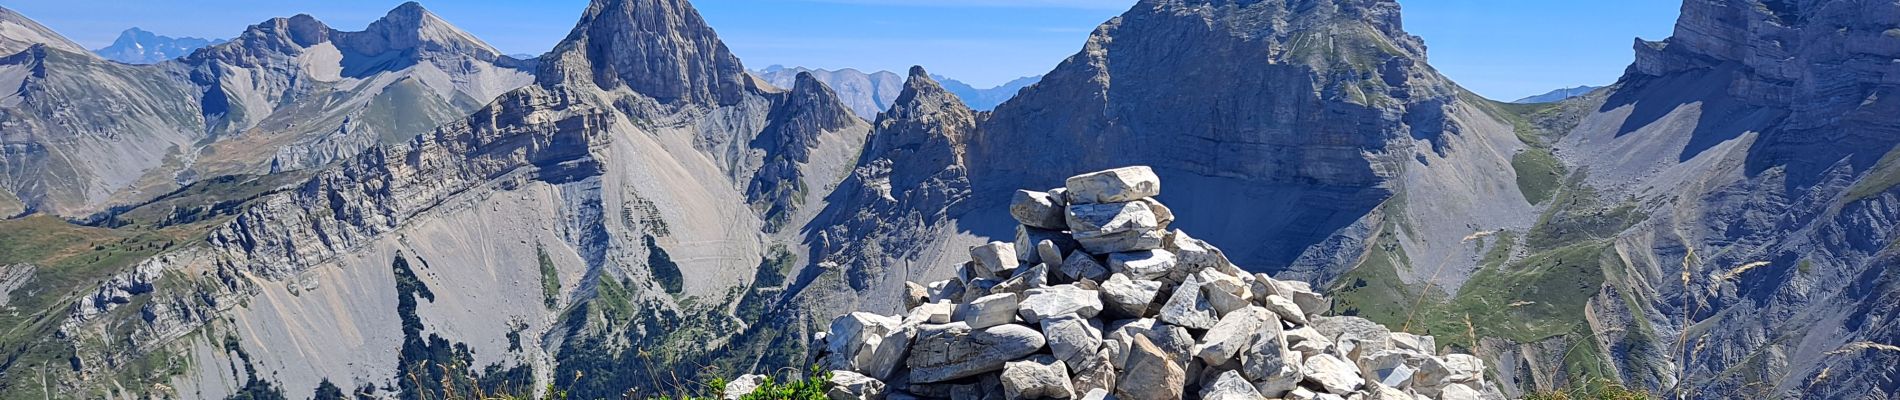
[803,167,1503,400]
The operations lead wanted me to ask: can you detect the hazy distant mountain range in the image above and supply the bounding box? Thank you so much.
[91,27,226,63]
[752,64,1040,118]
[1511,85,1601,103]
[930,73,1040,111]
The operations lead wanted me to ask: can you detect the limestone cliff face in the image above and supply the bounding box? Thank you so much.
[1554,0,1900,398]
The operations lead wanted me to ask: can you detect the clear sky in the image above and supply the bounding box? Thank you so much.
[6,0,1680,101]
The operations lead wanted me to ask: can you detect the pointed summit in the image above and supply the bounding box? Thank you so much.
[0,6,90,55]
[863,65,974,179]
[783,72,861,128]
[887,66,968,121]
[539,0,751,106]
[344,1,504,59]
[745,71,867,230]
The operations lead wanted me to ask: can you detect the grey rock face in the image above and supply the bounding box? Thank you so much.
[907,302,955,325]
[957,293,1021,329]
[907,323,1047,383]
[1041,315,1104,370]
[1018,226,1080,266]
[824,312,904,376]
[828,371,888,400]
[1035,240,1066,268]
[1017,285,1103,323]
[1300,354,1364,394]
[970,242,1021,278]
[995,262,1052,294]
[1060,251,1111,283]
[1011,189,1069,230]
[1064,167,1161,204]
[1193,306,1269,364]
[541,0,748,106]
[809,65,977,298]
[1199,370,1262,400]
[1260,295,1306,325]
[1241,318,1300,396]
[1100,273,1163,318]
[747,71,871,231]
[1067,201,1166,254]
[1001,355,1075,399]
[724,374,767,400]
[1156,273,1219,330]
[1108,250,1177,281]
[31,0,893,396]
[1543,0,1900,396]
[1118,335,1187,400]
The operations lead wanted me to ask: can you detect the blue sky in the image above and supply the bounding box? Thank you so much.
[8,0,1679,100]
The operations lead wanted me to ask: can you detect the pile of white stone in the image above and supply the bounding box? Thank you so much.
[777,166,1503,400]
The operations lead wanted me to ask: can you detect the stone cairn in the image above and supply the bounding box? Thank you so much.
[749,166,1503,400]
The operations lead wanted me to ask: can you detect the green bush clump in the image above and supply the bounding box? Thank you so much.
[642,367,832,400]
[1524,379,1653,400]
[727,368,831,400]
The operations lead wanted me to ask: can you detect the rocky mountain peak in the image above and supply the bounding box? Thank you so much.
[194,3,515,66]
[889,66,966,117]
[265,14,332,48]
[873,66,973,155]
[110,27,157,44]
[193,13,332,63]
[538,0,751,106]
[970,0,1451,191]
[94,27,226,64]
[784,71,860,125]
[345,1,503,59]
[0,5,90,55]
